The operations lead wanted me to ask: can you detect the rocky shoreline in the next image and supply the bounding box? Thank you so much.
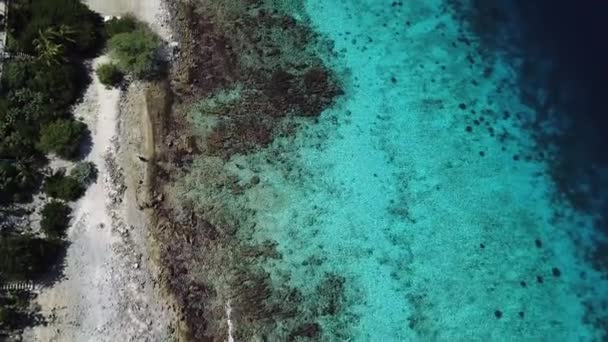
[146,1,346,340]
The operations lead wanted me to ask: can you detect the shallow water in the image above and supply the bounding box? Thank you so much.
[234,0,608,340]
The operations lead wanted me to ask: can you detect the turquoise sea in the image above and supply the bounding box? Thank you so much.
[188,0,608,340]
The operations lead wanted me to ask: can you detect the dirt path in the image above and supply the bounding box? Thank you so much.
[22,1,175,341]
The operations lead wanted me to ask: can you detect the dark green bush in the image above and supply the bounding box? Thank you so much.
[96,63,123,88]
[105,15,138,38]
[29,63,79,109]
[0,161,39,204]
[0,305,25,331]
[0,291,36,331]
[0,233,64,280]
[1,60,31,90]
[8,0,104,55]
[109,27,162,79]
[0,62,80,163]
[70,161,97,186]
[37,119,87,159]
[7,88,59,126]
[0,306,8,327]
[40,200,72,238]
[0,163,20,204]
[0,130,38,160]
[43,170,84,201]
[2,60,78,110]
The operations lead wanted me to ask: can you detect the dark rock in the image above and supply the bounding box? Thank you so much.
[552,267,561,277]
[494,310,503,319]
[288,323,321,341]
[316,273,346,316]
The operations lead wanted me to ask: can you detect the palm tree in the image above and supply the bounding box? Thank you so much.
[33,29,64,65]
[54,25,76,42]
[32,25,75,66]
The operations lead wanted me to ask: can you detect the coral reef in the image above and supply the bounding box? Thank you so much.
[167,0,341,159]
[147,0,345,340]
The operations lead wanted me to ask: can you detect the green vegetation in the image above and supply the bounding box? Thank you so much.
[1,60,78,110]
[0,306,7,327]
[0,288,38,332]
[1,0,103,204]
[0,302,28,332]
[105,15,138,38]
[7,0,104,54]
[70,161,98,186]
[0,233,64,280]
[1,1,167,335]
[37,119,87,159]
[0,0,118,335]
[0,161,39,204]
[108,26,162,79]
[43,170,84,201]
[40,201,72,238]
[96,62,123,88]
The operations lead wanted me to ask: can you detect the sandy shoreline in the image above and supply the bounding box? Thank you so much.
[22,1,176,341]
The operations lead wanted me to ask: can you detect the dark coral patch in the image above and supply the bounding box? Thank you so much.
[157,1,345,340]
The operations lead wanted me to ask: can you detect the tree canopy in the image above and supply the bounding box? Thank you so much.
[0,233,64,280]
[37,119,87,159]
[8,0,104,54]
[40,200,72,238]
[109,27,162,79]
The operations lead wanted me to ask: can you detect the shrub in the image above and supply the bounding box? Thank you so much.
[9,0,104,54]
[0,163,19,204]
[1,60,31,90]
[40,200,72,238]
[43,170,84,201]
[0,233,64,280]
[7,88,56,126]
[0,305,23,331]
[0,306,8,326]
[0,131,38,160]
[108,27,162,79]
[105,15,138,38]
[96,63,123,88]
[70,161,97,186]
[2,60,78,110]
[0,161,39,204]
[0,290,39,331]
[38,118,87,159]
[29,63,79,109]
